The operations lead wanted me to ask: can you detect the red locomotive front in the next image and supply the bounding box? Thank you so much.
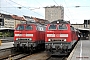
[45,20,79,55]
[14,23,45,52]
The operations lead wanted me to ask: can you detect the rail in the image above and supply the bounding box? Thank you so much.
[46,56,66,60]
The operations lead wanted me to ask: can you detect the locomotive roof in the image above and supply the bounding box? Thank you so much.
[17,22,44,26]
[51,20,70,24]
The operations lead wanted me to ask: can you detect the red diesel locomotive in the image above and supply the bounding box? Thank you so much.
[13,23,45,52]
[45,20,80,55]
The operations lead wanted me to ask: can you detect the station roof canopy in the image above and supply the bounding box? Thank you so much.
[0,28,14,30]
[77,28,90,32]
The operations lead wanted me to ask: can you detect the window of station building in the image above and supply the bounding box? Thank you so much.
[26,25,32,30]
[16,25,24,30]
[58,24,67,30]
[48,24,57,30]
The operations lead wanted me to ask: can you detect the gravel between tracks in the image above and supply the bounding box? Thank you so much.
[21,51,49,60]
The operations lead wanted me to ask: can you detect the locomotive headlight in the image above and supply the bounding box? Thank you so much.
[48,39,51,41]
[16,38,18,40]
[64,39,66,41]
[29,38,32,40]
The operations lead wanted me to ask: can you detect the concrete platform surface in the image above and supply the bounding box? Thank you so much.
[67,40,90,60]
[0,42,14,49]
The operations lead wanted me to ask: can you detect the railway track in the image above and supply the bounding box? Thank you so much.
[4,53,30,60]
[0,48,68,60]
[46,41,79,60]
[0,47,30,60]
[0,47,74,60]
[46,56,67,60]
[0,47,14,59]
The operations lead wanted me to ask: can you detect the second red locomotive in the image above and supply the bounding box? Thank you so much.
[45,20,80,55]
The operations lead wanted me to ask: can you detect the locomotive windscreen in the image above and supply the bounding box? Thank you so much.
[16,24,33,30]
[48,24,67,30]
[26,25,32,30]
[58,24,67,30]
[48,24,57,30]
[16,25,24,30]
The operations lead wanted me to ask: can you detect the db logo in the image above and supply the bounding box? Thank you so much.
[22,34,26,36]
[55,34,60,37]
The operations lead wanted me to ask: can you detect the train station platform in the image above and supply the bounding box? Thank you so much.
[0,42,14,49]
[67,40,90,60]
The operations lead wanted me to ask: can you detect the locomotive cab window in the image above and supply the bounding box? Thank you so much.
[26,25,32,30]
[16,25,24,30]
[48,24,57,30]
[70,26,75,31]
[58,24,67,30]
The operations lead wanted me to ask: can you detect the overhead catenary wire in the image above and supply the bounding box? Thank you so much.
[1,0,24,15]
[7,0,44,17]
[0,0,23,15]
[0,0,15,15]
[63,0,74,21]
[34,0,44,8]
[53,0,59,6]
[0,9,15,15]
[53,0,71,20]
[33,0,46,11]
